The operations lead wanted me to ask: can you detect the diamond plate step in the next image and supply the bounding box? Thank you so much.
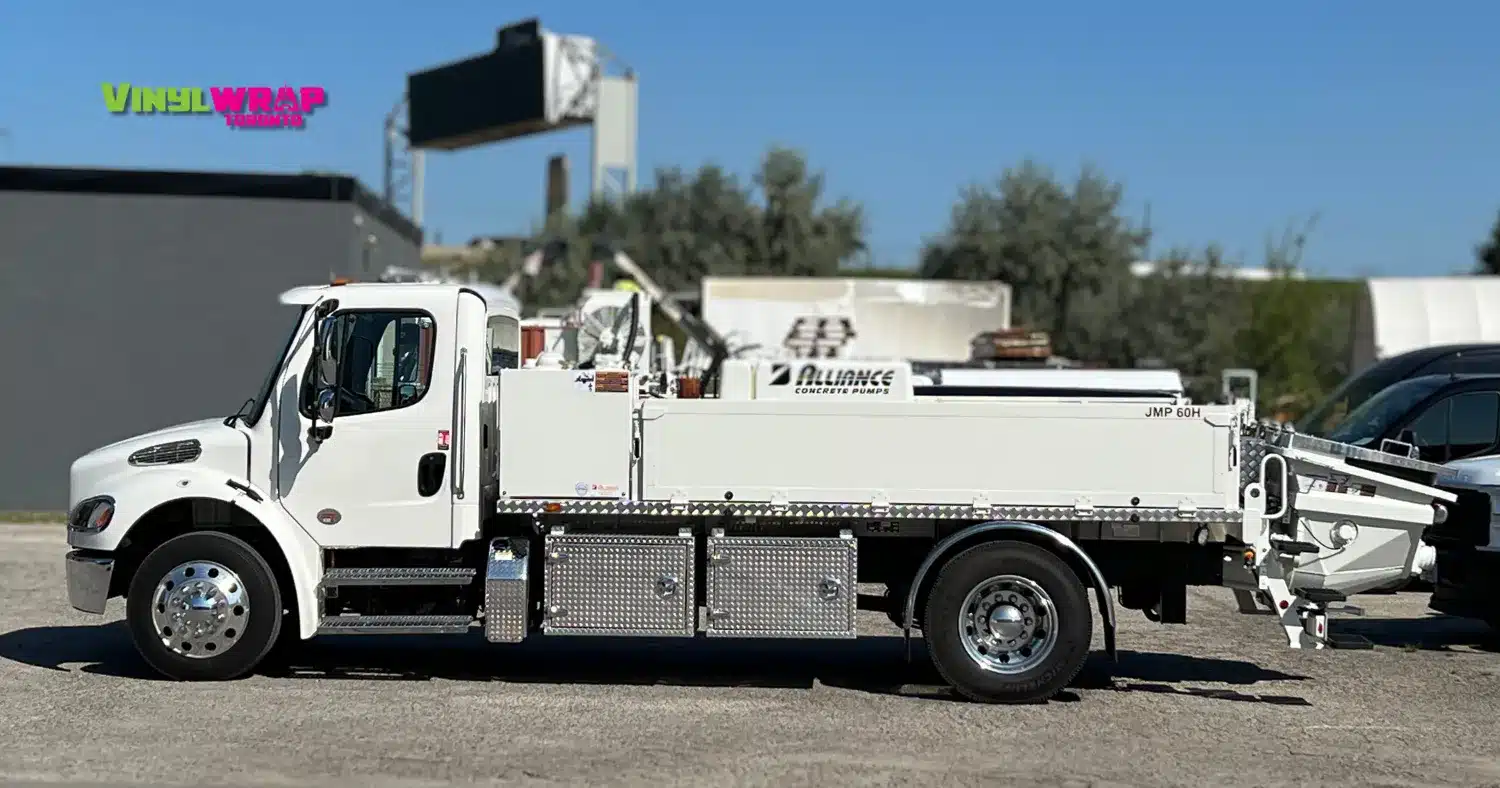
[320,567,476,588]
[316,615,473,635]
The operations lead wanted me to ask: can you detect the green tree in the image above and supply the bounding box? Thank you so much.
[1476,209,1500,275]
[1111,247,1244,397]
[918,160,1149,360]
[477,147,867,311]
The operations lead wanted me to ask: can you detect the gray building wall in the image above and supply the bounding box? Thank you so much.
[0,190,420,510]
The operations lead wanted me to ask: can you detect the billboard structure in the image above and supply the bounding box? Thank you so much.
[406,19,638,201]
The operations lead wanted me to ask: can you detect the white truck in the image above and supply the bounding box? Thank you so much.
[1424,455,1500,628]
[64,282,1463,703]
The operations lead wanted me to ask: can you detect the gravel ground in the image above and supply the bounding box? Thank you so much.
[3,523,1500,788]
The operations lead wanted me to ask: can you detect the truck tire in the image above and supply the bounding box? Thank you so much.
[923,541,1092,703]
[125,531,284,681]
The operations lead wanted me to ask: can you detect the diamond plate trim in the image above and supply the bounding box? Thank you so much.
[498,499,1240,523]
[1241,437,1271,495]
[484,538,529,644]
[321,567,476,587]
[704,535,858,639]
[316,615,472,635]
[542,533,696,637]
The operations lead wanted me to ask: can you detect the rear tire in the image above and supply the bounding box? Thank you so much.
[126,531,283,681]
[924,541,1092,703]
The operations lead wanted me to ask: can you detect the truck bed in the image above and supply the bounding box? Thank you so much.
[638,398,1238,510]
[495,368,1243,515]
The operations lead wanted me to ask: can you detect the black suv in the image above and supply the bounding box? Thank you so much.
[1311,373,1500,465]
[1299,343,1500,438]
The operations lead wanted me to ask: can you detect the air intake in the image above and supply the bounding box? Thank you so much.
[128,439,202,467]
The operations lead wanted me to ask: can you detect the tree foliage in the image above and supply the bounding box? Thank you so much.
[480,147,866,309]
[446,148,1417,417]
[1476,209,1500,275]
[917,161,1149,359]
[920,166,1350,411]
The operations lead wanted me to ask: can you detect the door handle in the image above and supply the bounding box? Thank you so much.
[417,452,447,498]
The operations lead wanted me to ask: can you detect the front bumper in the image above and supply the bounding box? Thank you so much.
[1428,546,1500,621]
[65,550,114,614]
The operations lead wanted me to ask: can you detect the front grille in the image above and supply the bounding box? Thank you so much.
[128,439,202,466]
[1427,487,1492,547]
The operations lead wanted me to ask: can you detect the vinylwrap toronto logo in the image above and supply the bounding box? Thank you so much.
[102,83,329,129]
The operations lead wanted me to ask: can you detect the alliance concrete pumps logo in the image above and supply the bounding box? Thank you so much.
[768,362,897,395]
[103,83,328,129]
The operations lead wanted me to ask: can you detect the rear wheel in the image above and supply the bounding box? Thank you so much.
[924,541,1092,703]
[126,531,283,681]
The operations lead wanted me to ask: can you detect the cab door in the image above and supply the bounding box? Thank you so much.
[273,287,459,548]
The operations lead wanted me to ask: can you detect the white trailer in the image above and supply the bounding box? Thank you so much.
[64,283,1463,703]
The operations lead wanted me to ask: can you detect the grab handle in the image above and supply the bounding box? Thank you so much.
[1259,453,1288,520]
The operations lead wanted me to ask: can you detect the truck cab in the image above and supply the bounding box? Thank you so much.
[66,284,496,672]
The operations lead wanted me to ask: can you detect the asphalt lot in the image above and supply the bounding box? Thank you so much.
[3,524,1500,788]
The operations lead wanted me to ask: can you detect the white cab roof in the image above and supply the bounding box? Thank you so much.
[278,282,519,319]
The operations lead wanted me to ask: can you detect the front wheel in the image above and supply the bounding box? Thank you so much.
[126,531,284,681]
[923,541,1093,703]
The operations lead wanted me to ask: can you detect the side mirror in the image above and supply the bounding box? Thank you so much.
[316,387,337,423]
[314,316,340,388]
[309,386,336,445]
[309,315,340,444]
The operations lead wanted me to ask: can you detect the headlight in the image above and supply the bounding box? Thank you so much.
[68,496,115,534]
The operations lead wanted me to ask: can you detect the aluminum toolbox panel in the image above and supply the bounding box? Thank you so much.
[542,533,696,637]
[484,538,529,644]
[704,534,858,639]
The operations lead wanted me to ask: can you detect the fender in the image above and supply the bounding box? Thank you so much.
[70,467,324,639]
[901,520,1118,661]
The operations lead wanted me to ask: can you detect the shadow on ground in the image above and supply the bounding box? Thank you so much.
[0,621,1312,705]
[1332,613,1500,653]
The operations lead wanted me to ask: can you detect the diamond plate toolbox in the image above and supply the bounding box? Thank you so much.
[704,532,858,639]
[484,538,529,644]
[542,532,696,637]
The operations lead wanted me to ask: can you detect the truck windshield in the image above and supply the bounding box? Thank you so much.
[1324,375,1448,446]
[239,306,309,428]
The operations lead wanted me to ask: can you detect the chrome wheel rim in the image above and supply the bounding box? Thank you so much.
[150,561,249,659]
[958,575,1059,675]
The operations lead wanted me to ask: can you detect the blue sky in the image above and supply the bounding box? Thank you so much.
[2,1,1496,277]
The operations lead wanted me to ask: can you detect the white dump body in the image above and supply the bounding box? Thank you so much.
[498,359,1240,511]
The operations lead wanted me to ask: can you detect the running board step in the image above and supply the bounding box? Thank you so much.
[316,615,473,635]
[320,567,477,588]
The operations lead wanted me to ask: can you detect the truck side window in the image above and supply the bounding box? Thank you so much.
[1406,399,1450,464]
[299,310,437,418]
[1402,391,1500,464]
[1447,392,1500,461]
